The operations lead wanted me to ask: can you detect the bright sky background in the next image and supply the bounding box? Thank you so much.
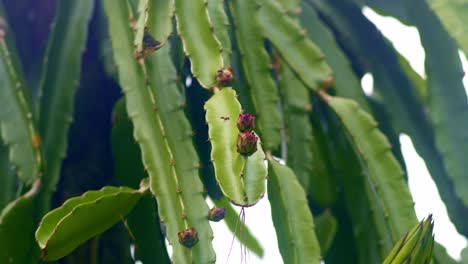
[163,7,468,264]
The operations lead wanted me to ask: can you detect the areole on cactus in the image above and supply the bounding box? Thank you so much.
[0,0,465,263]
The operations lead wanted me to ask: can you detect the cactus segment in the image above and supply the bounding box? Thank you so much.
[278,64,337,205]
[205,88,266,206]
[103,2,193,262]
[299,2,369,109]
[0,190,35,264]
[432,243,458,264]
[212,197,264,256]
[207,0,232,65]
[134,0,149,55]
[0,14,42,184]
[325,95,417,239]
[318,98,394,262]
[229,0,282,151]
[427,0,468,56]
[278,63,312,191]
[407,0,468,207]
[111,100,170,263]
[268,160,321,264]
[174,0,223,88]
[36,0,94,191]
[0,137,15,209]
[278,0,301,15]
[145,43,216,263]
[312,0,468,237]
[126,194,171,263]
[314,210,338,257]
[35,186,143,261]
[147,0,174,44]
[259,0,333,91]
[111,99,146,188]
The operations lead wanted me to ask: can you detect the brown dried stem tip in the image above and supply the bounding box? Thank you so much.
[215,67,234,87]
[135,30,161,59]
[237,131,258,156]
[208,207,226,222]
[178,228,199,248]
[237,113,256,132]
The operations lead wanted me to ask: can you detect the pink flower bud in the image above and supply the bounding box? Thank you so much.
[208,207,226,222]
[237,113,256,132]
[215,67,234,87]
[178,228,199,248]
[237,131,258,156]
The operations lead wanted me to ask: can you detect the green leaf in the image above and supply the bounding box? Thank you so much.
[0,189,35,263]
[0,15,42,184]
[174,0,223,88]
[205,88,267,206]
[259,0,333,91]
[407,0,468,206]
[314,210,337,257]
[36,0,94,192]
[35,186,143,261]
[207,0,231,65]
[212,197,264,257]
[229,0,282,151]
[268,160,321,264]
[325,95,417,240]
[427,0,468,57]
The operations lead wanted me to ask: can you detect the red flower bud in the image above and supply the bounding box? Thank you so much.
[178,228,199,248]
[237,131,258,156]
[237,113,256,132]
[208,207,226,222]
[215,67,234,87]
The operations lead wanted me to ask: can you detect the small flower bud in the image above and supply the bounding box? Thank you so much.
[215,67,234,87]
[178,228,199,248]
[208,207,226,222]
[237,131,258,156]
[237,113,256,132]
